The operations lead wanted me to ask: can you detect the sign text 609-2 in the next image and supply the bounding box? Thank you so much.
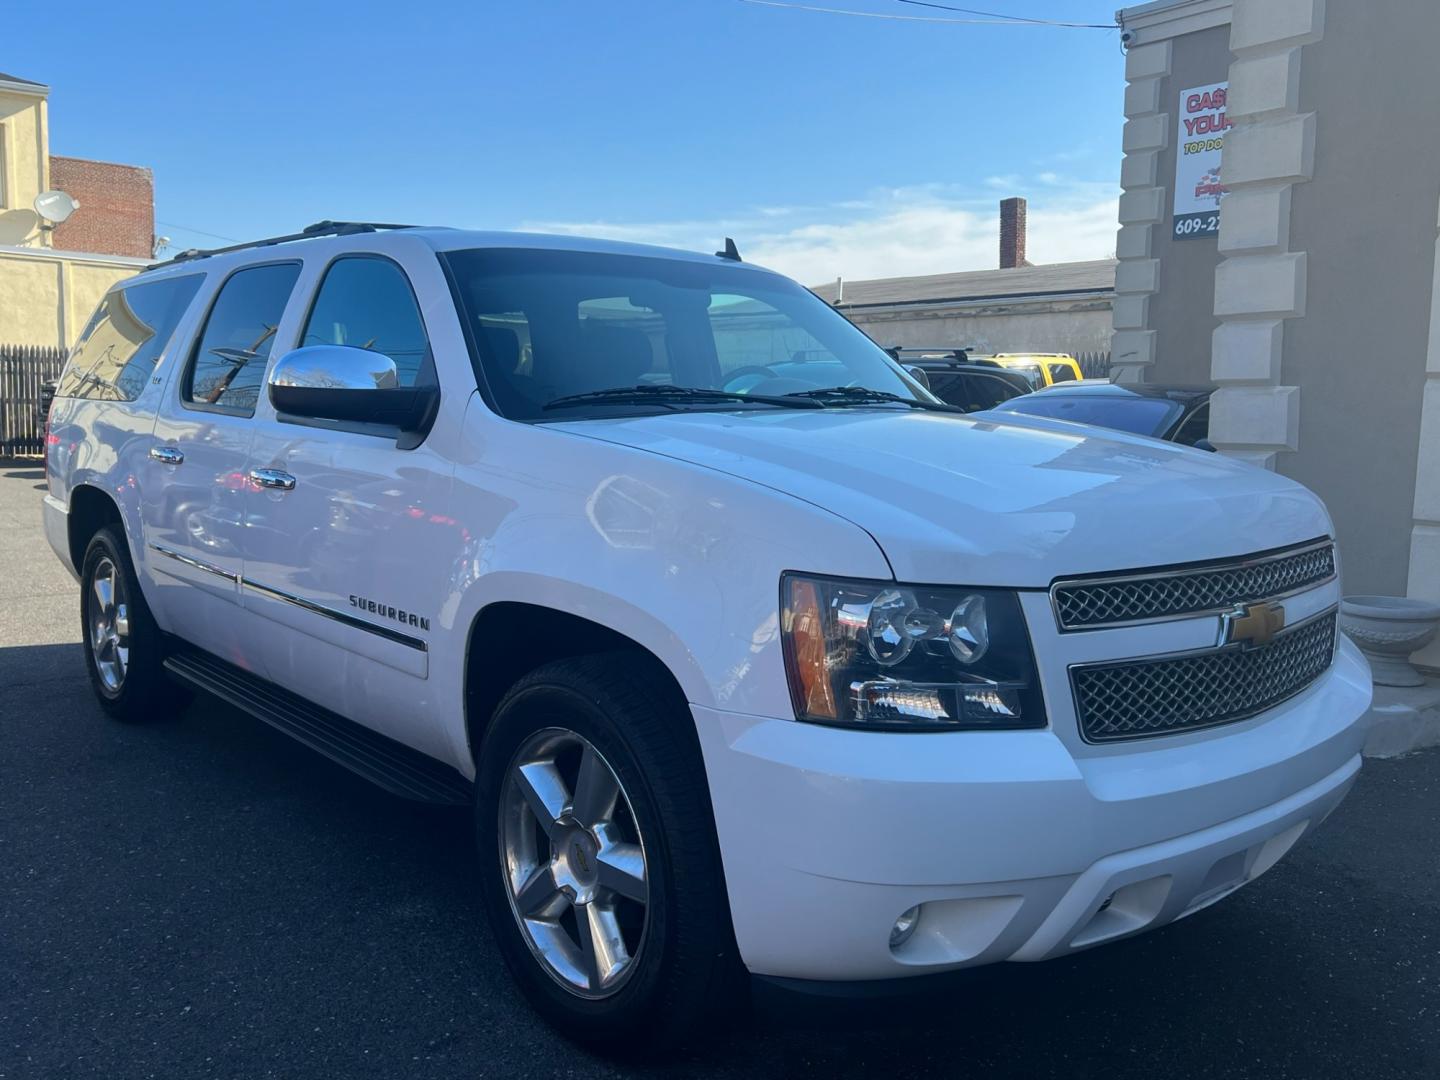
[1174,212,1219,239]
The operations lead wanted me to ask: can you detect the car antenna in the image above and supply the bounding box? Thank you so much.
[715,237,742,261]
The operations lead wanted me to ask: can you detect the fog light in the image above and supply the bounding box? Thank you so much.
[889,905,922,949]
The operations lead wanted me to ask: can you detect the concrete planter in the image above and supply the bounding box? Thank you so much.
[1340,595,1440,688]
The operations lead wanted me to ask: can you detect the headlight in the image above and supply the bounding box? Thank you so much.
[780,573,1046,731]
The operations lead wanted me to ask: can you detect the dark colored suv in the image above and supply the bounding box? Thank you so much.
[886,348,1032,413]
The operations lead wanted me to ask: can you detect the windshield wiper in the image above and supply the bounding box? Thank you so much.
[543,385,824,411]
[785,386,966,413]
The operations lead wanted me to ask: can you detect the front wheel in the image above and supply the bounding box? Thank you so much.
[475,654,740,1053]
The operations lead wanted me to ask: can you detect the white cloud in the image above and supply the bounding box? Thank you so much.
[519,176,1119,285]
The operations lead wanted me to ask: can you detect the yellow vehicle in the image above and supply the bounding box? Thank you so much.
[992,352,1085,388]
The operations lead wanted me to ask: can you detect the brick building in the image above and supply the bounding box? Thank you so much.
[48,155,154,259]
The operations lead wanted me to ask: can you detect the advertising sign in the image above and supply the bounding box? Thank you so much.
[1173,81,1231,240]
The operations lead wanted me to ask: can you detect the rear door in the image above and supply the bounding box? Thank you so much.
[239,252,460,759]
[143,261,302,667]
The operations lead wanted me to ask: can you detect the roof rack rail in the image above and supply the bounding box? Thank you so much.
[885,346,979,359]
[150,220,419,268]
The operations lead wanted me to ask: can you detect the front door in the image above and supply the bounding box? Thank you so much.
[143,261,303,669]
[239,254,460,760]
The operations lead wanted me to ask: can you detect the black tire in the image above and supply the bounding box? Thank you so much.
[475,653,741,1054]
[79,525,187,721]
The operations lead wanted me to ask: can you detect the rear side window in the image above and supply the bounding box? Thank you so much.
[1174,402,1210,446]
[301,256,432,386]
[1047,362,1078,384]
[184,262,301,414]
[967,373,1024,410]
[57,275,203,402]
[927,372,1023,412]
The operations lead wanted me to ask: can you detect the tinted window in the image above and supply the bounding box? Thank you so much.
[928,371,1025,412]
[58,275,203,402]
[445,248,919,420]
[994,393,1183,437]
[1046,362,1078,383]
[184,263,301,414]
[1174,402,1210,445]
[301,257,431,386]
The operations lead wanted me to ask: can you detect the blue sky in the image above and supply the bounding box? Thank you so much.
[24,0,1125,282]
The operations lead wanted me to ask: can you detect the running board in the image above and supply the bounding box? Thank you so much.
[163,647,473,806]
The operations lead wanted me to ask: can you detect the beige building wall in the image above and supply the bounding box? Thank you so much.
[843,298,1114,357]
[0,77,149,347]
[1113,23,1232,385]
[0,79,50,245]
[0,246,148,347]
[1277,0,1440,602]
[1116,0,1440,668]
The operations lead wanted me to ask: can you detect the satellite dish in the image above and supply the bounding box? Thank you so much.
[34,190,80,225]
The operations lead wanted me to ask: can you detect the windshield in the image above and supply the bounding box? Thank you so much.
[442,248,927,420]
[992,392,1183,438]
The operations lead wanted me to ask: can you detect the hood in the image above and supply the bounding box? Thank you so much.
[552,409,1333,587]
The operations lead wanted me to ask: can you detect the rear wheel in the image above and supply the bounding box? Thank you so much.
[475,654,740,1053]
[80,526,186,721]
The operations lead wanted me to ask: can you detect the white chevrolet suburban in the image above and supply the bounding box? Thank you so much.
[43,221,1371,1050]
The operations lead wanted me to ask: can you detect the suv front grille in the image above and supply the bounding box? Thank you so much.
[1070,609,1337,743]
[1051,540,1335,630]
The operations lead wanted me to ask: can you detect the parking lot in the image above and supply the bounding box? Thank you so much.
[1,463,1436,1080]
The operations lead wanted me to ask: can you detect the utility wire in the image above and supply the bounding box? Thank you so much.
[738,0,1036,23]
[155,220,243,243]
[893,1,1114,28]
[738,0,1114,27]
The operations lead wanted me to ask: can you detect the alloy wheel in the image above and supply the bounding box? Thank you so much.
[499,727,650,999]
[88,556,130,693]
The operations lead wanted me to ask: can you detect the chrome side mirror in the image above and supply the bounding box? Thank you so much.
[269,344,399,392]
[268,345,438,446]
[905,365,931,391]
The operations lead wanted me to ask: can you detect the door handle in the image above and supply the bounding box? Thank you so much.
[149,445,184,466]
[249,468,297,492]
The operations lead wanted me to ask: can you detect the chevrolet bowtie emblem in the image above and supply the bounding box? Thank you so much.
[1221,601,1286,649]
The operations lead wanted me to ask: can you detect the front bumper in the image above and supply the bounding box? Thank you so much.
[694,637,1372,982]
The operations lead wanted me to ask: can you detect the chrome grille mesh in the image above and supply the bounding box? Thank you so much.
[1052,542,1335,630]
[1071,611,1337,742]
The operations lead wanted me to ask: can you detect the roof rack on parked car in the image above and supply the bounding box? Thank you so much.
[885,346,999,367]
[151,220,420,269]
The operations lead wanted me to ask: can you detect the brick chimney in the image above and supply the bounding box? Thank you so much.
[999,196,1028,269]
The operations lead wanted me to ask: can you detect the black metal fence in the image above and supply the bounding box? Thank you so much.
[0,344,65,458]
[1074,350,1112,380]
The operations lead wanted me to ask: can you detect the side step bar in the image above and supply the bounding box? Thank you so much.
[163,647,473,806]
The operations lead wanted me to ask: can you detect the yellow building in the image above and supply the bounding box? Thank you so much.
[0,71,149,348]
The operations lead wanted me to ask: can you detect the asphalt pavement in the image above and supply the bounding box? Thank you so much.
[1,463,1437,1079]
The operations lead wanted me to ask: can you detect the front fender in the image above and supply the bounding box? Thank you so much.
[431,404,893,770]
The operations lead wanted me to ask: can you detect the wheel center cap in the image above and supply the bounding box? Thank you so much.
[552,821,601,900]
